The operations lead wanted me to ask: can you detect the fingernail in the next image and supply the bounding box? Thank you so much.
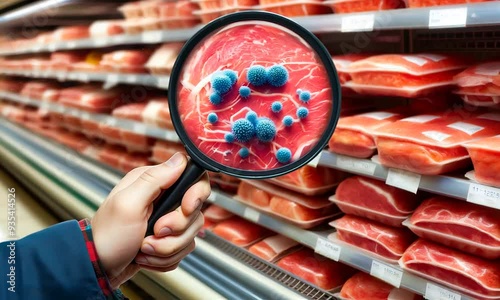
[158,227,172,237]
[192,199,201,212]
[142,244,155,255]
[165,153,184,167]
[135,257,148,264]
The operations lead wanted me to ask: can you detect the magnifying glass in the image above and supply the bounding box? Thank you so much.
[146,11,341,236]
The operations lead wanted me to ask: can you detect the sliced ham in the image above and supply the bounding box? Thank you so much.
[340,272,422,300]
[464,135,500,187]
[400,239,500,299]
[407,196,500,259]
[277,247,356,291]
[248,234,299,262]
[333,176,419,227]
[211,216,272,246]
[330,215,416,262]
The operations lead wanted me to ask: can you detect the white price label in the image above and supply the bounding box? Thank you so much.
[337,155,377,175]
[341,14,375,32]
[78,73,90,82]
[429,7,467,28]
[132,123,146,134]
[243,207,260,223]
[447,122,484,135]
[105,74,119,89]
[370,261,403,288]
[66,41,77,49]
[105,117,117,126]
[467,183,500,209]
[425,283,461,300]
[126,75,138,83]
[315,238,341,261]
[48,44,57,51]
[80,112,91,120]
[157,77,170,88]
[70,110,80,117]
[164,130,178,141]
[94,39,107,47]
[307,153,321,168]
[386,168,421,193]
[142,31,163,43]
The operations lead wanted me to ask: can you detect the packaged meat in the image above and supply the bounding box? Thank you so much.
[373,112,500,175]
[53,26,90,41]
[89,21,125,38]
[100,50,153,74]
[58,85,124,113]
[464,135,500,187]
[454,61,500,88]
[120,130,155,153]
[267,165,347,196]
[400,239,500,300]
[203,204,234,222]
[405,196,500,259]
[54,131,91,152]
[81,119,101,138]
[150,140,186,163]
[211,216,272,246]
[259,1,332,17]
[145,43,184,75]
[277,247,356,291]
[49,51,87,71]
[236,180,340,228]
[20,81,60,100]
[208,172,240,193]
[63,115,82,132]
[407,0,489,8]
[248,234,300,262]
[156,17,201,30]
[118,2,143,19]
[330,215,416,263]
[98,145,127,170]
[112,102,147,122]
[142,0,199,18]
[332,54,372,85]
[99,121,122,145]
[141,99,173,129]
[332,176,419,227]
[325,0,404,14]
[119,153,152,173]
[340,272,422,300]
[345,54,469,98]
[0,78,26,93]
[328,110,406,158]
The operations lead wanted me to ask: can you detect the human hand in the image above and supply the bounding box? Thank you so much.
[90,153,210,289]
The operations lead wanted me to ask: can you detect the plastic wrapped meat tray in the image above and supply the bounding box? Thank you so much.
[259,1,332,17]
[141,0,199,18]
[142,99,173,129]
[236,180,341,228]
[145,43,183,75]
[52,26,90,41]
[332,54,372,95]
[328,110,406,158]
[405,196,500,259]
[248,234,300,262]
[407,0,489,8]
[150,140,186,164]
[373,112,500,175]
[331,176,419,227]
[464,134,500,187]
[20,81,60,100]
[277,247,356,291]
[266,165,347,196]
[97,144,151,172]
[324,0,405,14]
[329,215,416,263]
[203,204,234,223]
[89,21,124,37]
[0,78,25,93]
[48,51,88,71]
[211,216,273,247]
[194,0,258,10]
[118,2,143,19]
[345,54,470,98]
[339,272,422,300]
[100,50,153,74]
[58,85,125,113]
[454,61,500,107]
[400,239,500,300]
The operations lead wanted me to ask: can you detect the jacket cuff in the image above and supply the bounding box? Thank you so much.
[79,219,125,300]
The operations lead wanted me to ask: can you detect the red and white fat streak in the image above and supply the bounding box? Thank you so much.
[177,24,332,171]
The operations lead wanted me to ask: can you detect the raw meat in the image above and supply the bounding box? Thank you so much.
[112,103,147,122]
[118,2,143,19]
[89,20,125,37]
[119,153,151,173]
[177,23,334,171]
[150,140,187,163]
[340,272,422,300]
[407,196,500,259]
[99,122,122,145]
[98,145,127,169]
[211,216,272,246]
[100,50,153,74]
[63,115,82,132]
[260,2,332,17]
[464,135,500,187]
[248,234,299,261]
[277,247,356,291]
[49,51,88,70]
[328,110,406,158]
[142,0,199,18]
[332,54,372,84]
[346,54,469,97]
[267,165,347,195]
[53,26,90,41]
[407,0,489,7]
[203,204,234,222]
[0,78,26,93]
[81,119,102,138]
[145,43,184,75]
[58,85,125,113]
[400,239,500,299]
[20,81,60,100]
[142,99,173,129]
[269,196,338,222]
[454,61,500,88]
[326,0,405,13]
[237,180,271,207]
[330,215,416,262]
[373,112,500,175]
[120,130,155,153]
[53,131,91,152]
[333,176,419,227]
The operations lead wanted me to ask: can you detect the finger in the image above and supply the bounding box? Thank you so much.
[138,262,180,273]
[141,213,204,257]
[107,166,151,199]
[135,240,195,267]
[153,177,210,236]
[119,153,187,209]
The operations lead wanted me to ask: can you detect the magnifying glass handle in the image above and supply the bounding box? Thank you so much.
[146,160,206,236]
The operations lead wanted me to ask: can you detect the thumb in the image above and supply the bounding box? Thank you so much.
[121,152,187,209]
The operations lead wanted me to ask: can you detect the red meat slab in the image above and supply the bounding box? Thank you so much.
[211,216,273,246]
[340,272,422,300]
[100,50,153,74]
[146,43,184,75]
[465,135,500,187]
[248,234,299,262]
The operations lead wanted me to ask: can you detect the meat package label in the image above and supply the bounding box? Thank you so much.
[422,130,451,142]
[362,112,397,120]
[315,238,341,261]
[447,122,484,136]
[401,115,439,124]
[243,207,260,223]
[418,54,447,62]
[370,260,403,288]
[386,168,421,194]
[428,7,467,28]
[336,155,376,176]
[341,14,374,33]
[425,283,461,300]
[402,56,428,67]
[467,183,500,210]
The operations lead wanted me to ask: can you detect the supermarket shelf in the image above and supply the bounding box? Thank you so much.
[0,2,499,55]
[0,69,170,89]
[206,190,476,300]
[0,118,308,300]
[0,91,180,142]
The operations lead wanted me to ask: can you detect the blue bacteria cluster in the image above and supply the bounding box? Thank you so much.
[239,147,250,159]
[247,65,268,86]
[297,107,309,119]
[224,70,238,85]
[232,118,255,143]
[247,64,289,88]
[299,90,311,103]
[209,69,238,105]
[224,132,234,143]
[207,112,218,124]
[246,111,258,126]
[282,115,293,127]
[271,101,282,113]
[209,92,222,105]
[256,118,276,142]
[276,148,292,163]
[239,86,251,98]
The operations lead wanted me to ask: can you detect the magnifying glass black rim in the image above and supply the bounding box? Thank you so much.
[168,10,341,179]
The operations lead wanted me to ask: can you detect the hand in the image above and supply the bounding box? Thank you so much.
[90,153,210,289]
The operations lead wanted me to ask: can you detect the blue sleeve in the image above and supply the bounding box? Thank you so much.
[0,220,105,300]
